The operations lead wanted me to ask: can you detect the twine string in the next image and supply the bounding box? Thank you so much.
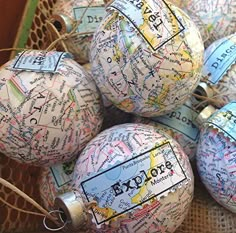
[0,177,100,231]
[0,48,26,52]
[37,4,50,20]
[84,200,97,211]
[46,0,95,51]
[0,177,59,226]
[43,210,68,231]
[0,0,96,53]
[46,20,69,52]
[0,196,45,217]
[192,90,236,109]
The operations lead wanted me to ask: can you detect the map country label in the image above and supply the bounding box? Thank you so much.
[203,34,236,85]
[10,50,72,73]
[81,142,187,225]
[108,0,185,51]
[73,6,106,33]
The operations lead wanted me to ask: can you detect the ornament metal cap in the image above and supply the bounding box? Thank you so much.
[195,82,214,98]
[51,14,73,34]
[196,105,216,126]
[54,191,87,230]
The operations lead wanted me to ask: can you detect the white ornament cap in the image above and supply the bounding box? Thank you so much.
[196,105,216,126]
[54,192,87,230]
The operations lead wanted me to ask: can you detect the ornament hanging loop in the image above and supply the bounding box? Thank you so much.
[43,210,68,232]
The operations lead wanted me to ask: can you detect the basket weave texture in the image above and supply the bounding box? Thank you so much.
[0,154,43,233]
[0,0,236,233]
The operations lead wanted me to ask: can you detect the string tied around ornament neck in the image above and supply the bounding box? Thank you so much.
[192,90,236,110]
[0,177,99,232]
[43,209,68,231]
[43,188,98,232]
[45,0,97,52]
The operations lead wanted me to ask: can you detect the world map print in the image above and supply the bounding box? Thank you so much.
[0,50,103,166]
[169,0,236,47]
[73,123,194,232]
[134,101,200,160]
[197,102,236,213]
[90,0,204,117]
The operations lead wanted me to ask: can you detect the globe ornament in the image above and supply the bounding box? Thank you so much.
[55,123,194,232]
[0,50,103,166]
[90,0,204,117]
[195,33,236,108]
[176,0,236,47]
[197,102,236,213]
[50,0,106,64]
[168,0,209,43]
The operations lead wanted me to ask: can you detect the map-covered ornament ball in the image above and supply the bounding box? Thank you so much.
[83,63,113,107]
[168,0,236,46]
[196,102,236,213]
[168,0,209,43]
[196,33,236,108]
[50,0,106,64]
[40,159,76,210]
[90,0,204,117]
[55,123,194,232]
[167,0,190,8]
[0,50,103,166]
[176,0,236,47]
[134,101,200,160]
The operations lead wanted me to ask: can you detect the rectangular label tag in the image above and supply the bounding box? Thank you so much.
[73,6,106,33]
[108,0,185,51]
[81,142,187,225]
[10,50,71,73]
[153,104,199,141]
[203,34,236,84]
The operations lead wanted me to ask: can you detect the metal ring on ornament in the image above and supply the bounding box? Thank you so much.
[51,14,73,34]
[43,210,68,231]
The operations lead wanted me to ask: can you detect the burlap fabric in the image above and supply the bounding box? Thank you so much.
[176,164,236,233]
[0,154,43,233]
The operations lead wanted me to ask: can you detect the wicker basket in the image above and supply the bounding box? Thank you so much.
[1,0,236,233]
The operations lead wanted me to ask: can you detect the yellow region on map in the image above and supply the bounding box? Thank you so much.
[138,2,161,48]
[104,12,119,30]
[113,44,123,63]
[93,205,117,220]
[117,98,135,112]
[131,147,158,204]
[146,84,169,108]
